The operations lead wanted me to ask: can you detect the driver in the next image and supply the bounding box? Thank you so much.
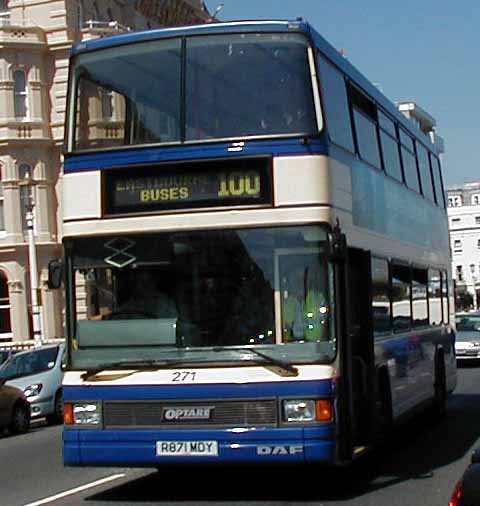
[115,270,177,319]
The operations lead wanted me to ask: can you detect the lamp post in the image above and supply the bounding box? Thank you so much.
[20,173,43,346]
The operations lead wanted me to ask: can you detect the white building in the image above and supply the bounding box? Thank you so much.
[0,0,209,343]
[447,182,480,310]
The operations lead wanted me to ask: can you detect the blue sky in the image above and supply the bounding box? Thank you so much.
[204,0,479,186]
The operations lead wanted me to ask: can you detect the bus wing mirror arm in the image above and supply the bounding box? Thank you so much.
[47,259,63,289]
[327,222,347,263]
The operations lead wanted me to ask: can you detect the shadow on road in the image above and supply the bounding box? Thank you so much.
[87,386,480,503]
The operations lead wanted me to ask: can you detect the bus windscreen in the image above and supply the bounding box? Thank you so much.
[70,33,317,150]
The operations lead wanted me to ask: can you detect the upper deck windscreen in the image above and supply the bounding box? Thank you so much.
[69,32,317,151]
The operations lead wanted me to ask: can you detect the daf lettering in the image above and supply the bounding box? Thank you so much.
[163,407,213,421]
[256,445,303,456]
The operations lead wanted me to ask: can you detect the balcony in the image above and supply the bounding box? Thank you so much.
[80,20,130,41]
[0,14,46,49]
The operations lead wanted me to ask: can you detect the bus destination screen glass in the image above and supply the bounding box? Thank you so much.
[103,157,271,214]
[68,226,336,369]
[70,32,317,150]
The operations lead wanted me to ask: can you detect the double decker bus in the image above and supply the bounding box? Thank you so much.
[57,19,456,467]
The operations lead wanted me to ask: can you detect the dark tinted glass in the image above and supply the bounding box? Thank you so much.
[417,143,435,202]
[371,257,391,336]
[401,146,420,193]
[412,268,428,328]
[391,264,411,332]
[380,131,403,182]
[353,108,381,168]
[186,33,317,140]
[428,270,442,326]
[318,56,354,151]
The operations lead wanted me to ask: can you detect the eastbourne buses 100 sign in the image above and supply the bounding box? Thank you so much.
[103,157,272,215]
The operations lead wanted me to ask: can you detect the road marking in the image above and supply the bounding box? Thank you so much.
[22,473,126,506]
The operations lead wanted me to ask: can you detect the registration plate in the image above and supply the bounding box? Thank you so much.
[156,441,218,457]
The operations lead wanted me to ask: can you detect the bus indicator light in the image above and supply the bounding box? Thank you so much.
[315,400,333,421]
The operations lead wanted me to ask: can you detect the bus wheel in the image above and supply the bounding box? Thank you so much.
[374,368,393,444]
[432,352,447,418]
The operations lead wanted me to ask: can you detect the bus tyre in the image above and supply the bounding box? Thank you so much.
[432,353,447,418]
[374,369,393,444]
[9,402,30,435]
[46,390,63,425]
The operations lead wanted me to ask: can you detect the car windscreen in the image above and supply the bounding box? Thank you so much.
[0,347,59,380]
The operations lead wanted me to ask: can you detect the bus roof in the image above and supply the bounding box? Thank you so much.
[71,19,438,153]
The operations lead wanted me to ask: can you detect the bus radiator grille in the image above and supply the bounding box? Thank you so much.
[103,399,278,429]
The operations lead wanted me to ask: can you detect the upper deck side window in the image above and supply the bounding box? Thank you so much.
[348,84,381,169]
[416,142,436,203]
[398,128,420,193]
[430,154,446,209]
[316,55,354,152]
[378,110,403,183]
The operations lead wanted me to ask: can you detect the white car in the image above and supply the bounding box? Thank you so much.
[0,343,65,423]
[455,312,480,361]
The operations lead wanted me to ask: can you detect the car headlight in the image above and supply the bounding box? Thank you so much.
[24,383,43,398]
[64,402,102,426]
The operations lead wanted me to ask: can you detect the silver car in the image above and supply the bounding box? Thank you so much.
[455,312,480,361]
[0,343,65,423]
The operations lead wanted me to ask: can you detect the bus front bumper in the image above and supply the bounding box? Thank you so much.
[63,426,336,466]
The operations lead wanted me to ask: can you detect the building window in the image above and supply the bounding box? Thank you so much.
[456,265,463,282]
[477,239,480,250]
[0,273,11,337]
[448,195,462,207]
[472,194,480,205]
[476,216,480,225]
[13,69,28,118]
[18,163,32,232]
[453,239,462,253]
[101,88,113,119]
[451,217,461,225]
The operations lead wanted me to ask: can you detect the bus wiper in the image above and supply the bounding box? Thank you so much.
[81,359,189,380]
[212,346,299,377]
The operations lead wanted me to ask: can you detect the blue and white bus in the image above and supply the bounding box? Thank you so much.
[57,19,456,467]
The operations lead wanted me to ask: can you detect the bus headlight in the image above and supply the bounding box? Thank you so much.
[283,400,315,422]
[65,402,102,426]
[283,399,333,422]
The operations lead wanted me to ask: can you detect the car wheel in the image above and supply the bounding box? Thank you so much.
[46,390,63,425]
[9,402,30,435]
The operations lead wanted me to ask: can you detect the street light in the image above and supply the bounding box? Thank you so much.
[19,172,43,346]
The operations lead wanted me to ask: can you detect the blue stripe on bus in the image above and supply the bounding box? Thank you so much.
[63,426,336,466]
[63,379,336,466]
[63,138,328,173]
[63,378,333,401]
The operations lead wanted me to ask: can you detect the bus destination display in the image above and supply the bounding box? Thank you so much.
[103,159,271,215]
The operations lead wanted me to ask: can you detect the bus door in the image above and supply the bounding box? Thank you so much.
[346,248,375,447]
[329,232,374,461]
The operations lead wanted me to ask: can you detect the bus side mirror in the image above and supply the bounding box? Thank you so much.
[47,259,63,289]
[327,230,347,263]
[472,448,480,464]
